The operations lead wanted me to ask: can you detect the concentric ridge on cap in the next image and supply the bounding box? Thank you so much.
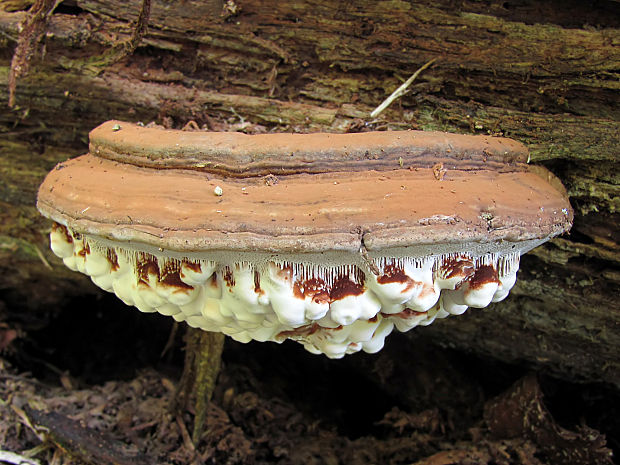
[89,120,529,176]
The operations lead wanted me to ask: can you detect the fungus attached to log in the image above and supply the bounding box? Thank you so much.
[37,121,572,358]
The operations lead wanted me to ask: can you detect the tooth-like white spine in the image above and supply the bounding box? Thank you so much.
[48,225,525,359]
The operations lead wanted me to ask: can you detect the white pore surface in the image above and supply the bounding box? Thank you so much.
[50,226,524,359]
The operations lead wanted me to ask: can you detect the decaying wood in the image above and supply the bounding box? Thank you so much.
[7,0,58,107]
[23,407,153,465]
[484,375,613,464]
[0,0,618,387]
[0,449,41,465]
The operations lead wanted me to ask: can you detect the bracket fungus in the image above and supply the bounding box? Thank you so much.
[37,121,572,359]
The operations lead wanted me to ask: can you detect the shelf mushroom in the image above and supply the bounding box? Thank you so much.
[37,120,573,359]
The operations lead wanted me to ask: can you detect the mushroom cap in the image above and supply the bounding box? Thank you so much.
[38,120,571,259]
[36,121,573,358]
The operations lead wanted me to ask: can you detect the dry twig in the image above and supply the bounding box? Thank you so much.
[0,449,41,465]
[23,408,153,465]
[370,57,438,118]
[8,0,60,107]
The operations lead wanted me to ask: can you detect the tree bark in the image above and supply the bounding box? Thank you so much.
[0,0,618,385]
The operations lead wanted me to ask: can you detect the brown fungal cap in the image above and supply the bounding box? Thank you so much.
[90,120,528,176]
[38,121,571,255]
[37,121,573,358]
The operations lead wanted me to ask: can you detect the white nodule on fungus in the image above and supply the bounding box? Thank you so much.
[47,223,528,358]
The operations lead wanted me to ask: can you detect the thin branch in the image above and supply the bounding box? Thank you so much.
[0,450,41,465]
[8,0,61,107]
[68,0,152,74]
[33,244,53,270]
[370,57,438,118]
[160,321,179,358]
[124,0,152,54]
[23,408,153,465]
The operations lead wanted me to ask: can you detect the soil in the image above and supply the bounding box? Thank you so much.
[1,291,618,465]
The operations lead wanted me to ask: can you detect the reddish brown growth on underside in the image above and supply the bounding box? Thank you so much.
[276,264,294,281]
[136,255,193,290]
[377,264,410,284]
[276,322,346,341]
[441,257,475,280]
[253,271,263,295]
[77,242,90,258]
[293,278,330,304]
[182,260,202,273]
[382,308,428,319]
[418,283,438,300]
[223,267,235,288]
[276,322,321,341]
[160,261,193,290]
[52,223,73,245]
[136,255,159,286]
[466,265,500,290]
[330,276,365,301]
[377,263,423,294]
[107,249,119,272]
[289,267,366,302]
